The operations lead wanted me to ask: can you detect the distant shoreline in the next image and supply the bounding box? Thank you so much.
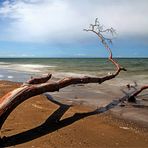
[0,57,148,59]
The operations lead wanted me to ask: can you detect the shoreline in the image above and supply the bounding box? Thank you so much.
[0,58,148,86]
[0,80,148,147]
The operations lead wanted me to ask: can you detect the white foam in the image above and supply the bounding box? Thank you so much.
[20,64,55,68]
[8,76,13,79]
[0,62,8,65]
[0,75,4,78]
[0,63,56,73]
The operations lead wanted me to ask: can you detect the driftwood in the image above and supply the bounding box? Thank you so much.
[128,85,148,102]
[0,19,128,132]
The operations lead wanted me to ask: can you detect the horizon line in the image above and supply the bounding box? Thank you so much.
[0,57,147,59]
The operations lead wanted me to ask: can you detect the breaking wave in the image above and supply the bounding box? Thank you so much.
[0,62,56,73]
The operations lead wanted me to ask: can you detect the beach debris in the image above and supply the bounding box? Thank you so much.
[119,81,148,104]
[128,85,148,103]
[123,82,148,103]
[120,126,130,130]
[126,84,131,90]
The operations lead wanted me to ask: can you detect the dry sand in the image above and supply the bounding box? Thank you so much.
[0,80,148,148]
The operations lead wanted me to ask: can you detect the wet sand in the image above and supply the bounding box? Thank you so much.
[0,80,148,148]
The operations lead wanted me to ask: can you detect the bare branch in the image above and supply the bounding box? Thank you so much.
[0,19,126,131]
[84,18,126,74]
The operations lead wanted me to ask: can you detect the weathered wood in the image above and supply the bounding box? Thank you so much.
[128,85,148,102]
[0,19,127,131]
[26,73,52,85]
[0,67,126,129]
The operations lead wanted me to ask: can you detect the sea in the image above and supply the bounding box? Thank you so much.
[0,58,147,85]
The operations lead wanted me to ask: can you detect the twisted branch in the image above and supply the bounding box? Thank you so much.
[0,19,126,131]
[84,18,126,75]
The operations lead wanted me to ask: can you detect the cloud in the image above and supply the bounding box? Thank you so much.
[0,0,148,43]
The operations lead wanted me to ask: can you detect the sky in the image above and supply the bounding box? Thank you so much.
[0,0,148,58]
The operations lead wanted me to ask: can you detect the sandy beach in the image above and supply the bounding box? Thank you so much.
[0,80,148,148]
[0,0,147,147]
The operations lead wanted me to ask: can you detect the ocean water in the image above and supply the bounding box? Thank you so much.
[0,58,148,115]
[0,58,147,86]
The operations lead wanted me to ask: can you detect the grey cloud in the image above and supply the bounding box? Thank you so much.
[0,0,147,43]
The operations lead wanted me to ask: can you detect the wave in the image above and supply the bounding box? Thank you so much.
[19,64,55,68]
[53,72,94,79]
[0,62,9,65]
[7,76,14,79]
[0,74,13,79]
[0,63,56,73]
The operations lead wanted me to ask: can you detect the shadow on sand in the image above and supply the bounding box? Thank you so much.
[0,94,121,147]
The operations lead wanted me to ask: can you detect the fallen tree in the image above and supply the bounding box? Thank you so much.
[0,18,130,134]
